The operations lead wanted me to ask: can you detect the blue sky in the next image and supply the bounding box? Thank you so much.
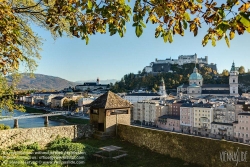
[21,11,250,82]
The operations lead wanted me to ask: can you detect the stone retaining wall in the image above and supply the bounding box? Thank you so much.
[0,125,93,149]
[118,124,250,167]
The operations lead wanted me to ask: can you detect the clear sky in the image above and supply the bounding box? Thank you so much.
[20,13,250,82]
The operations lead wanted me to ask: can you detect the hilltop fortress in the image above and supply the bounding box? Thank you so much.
[143,54,217,73]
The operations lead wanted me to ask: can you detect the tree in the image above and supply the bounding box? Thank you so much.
[2,0,250,111]
[221,69,229,76]
[238,66,245,74]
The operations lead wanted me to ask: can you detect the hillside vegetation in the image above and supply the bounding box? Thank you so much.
[110,63,228,93]
[7,74,76,91]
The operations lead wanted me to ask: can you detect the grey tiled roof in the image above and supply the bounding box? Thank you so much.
[178,84,189,88]
[158,115,180,120]
[238,113,250,116]
[181,103,193,107]
[126,93,161,96]
[52,96,65,100]
[202,90,230,94]
[211,122,233,126]
[202,84,229,88]
[193,103,213,108]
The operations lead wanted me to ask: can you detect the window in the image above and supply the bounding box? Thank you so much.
[92,109,99,114]
[233,79,235,83]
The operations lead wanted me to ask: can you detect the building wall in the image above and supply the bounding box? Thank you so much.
[105,109,130,135]
[211,124,234,139]
[172,103,182,116]
[193,107,213,131]
[157,118,180,132]
[234,115,250,144]
[180,107,193,127]
[51,97,66,108]
[132,102,167,125]
[0,125,93,149]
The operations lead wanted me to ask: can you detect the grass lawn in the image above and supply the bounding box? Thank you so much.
[24,107,47,114]
[49,115,90,124]
[78,137,202,167]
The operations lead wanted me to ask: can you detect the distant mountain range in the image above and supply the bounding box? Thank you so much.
[8,73,77,91]
[6,74,118,91]
[75,79,117,84]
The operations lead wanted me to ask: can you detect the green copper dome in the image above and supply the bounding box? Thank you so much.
[189,67,203,80]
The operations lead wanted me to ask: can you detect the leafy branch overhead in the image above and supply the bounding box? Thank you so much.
[0,0,249,111]
[133,0,250,47]
[1,0,250,75]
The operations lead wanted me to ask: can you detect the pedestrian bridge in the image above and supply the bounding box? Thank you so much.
[0,111,70,128]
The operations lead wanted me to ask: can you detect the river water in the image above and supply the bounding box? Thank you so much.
[0,110,68,128]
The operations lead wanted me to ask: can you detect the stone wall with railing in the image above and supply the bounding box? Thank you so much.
[0,125,93,149]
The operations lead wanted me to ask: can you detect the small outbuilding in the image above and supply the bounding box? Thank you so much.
[89,91,131,136]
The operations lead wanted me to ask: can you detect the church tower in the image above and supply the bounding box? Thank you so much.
[159,78,167,97]
[229,62,239,96]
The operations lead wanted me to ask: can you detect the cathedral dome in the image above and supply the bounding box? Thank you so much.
[189,67,203,80]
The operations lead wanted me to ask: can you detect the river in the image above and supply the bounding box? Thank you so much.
[0,110,68,128]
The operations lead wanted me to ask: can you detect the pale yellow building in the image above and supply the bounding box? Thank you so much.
[132,101,168,126]
[51,96,67,108]
[193,103,214,136]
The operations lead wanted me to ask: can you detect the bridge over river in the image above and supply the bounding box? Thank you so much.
[0,111,70,128]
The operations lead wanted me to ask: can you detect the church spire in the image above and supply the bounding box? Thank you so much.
[230,61,236,72]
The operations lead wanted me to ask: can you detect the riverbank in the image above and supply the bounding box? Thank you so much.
[24,106,47,114]
[24,106,89,125]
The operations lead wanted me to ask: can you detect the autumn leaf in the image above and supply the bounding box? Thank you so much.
[229,30,235,40]
[225,35,230,48]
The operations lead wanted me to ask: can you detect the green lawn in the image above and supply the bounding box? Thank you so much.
[49,115,90,124]
[24,107,47,114]
[78,137,202,167]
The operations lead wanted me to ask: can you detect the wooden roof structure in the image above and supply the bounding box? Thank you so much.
[90,91,131,109]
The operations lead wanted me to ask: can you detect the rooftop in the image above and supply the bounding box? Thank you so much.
[90,91,131,109]
[158,115,180,120]
[211,122,233,126]
[126,93,161,96]
[202,90,230,95]
[202,84,229,88]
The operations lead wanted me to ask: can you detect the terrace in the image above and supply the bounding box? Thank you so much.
[79,137,201,167]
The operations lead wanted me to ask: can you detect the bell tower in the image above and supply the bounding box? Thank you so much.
[229,62,239,96]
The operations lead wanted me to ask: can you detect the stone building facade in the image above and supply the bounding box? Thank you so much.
[177,62,239,98]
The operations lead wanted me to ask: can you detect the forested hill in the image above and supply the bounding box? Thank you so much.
[110,63,228,93]
[7,73,76,91]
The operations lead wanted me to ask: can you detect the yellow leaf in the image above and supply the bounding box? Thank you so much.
[229,30,235,40]
[225,35,230,48]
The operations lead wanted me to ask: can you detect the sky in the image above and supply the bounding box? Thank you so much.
[19,8,250,82]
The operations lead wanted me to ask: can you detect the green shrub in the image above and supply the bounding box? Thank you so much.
[27,142,40,151]
[83,144,98,160]
[0,124,10,130]
[47,136,71,147]
[11,144,27,151]
[49,142,84,152]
